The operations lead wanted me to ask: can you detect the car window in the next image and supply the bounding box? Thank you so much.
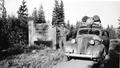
[79,29,88,34]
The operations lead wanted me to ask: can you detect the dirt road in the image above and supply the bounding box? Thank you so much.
[53,59,97,68]
[54,52,119,68]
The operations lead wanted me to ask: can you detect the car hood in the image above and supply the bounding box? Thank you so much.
[76,34,102,54]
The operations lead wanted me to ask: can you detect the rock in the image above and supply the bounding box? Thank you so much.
[32,50,36,53]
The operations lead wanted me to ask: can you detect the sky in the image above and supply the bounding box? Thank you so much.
[5,0,120,28]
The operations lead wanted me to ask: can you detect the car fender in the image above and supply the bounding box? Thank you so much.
[64,41,77,52]
[86,44,105,57]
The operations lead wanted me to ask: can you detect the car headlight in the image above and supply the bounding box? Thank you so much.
[65,48,73,53]
[71,39,75,43]
[89,40,95,45]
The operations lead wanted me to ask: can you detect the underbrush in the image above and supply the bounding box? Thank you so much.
[0,42,51,60]
[0,48,66,68]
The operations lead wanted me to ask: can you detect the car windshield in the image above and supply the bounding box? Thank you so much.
[79,29,89,34]
[89,30,100,35]
[79,29,100,35]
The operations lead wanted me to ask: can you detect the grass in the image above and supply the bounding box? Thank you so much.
[0,48,66,68]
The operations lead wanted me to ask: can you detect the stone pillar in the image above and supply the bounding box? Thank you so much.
[28,20,35,46]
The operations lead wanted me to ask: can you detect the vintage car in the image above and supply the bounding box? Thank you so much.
[64,24,109,62]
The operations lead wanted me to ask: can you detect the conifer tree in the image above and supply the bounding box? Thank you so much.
[52,0,60,25]
[52,0,65,26]
[106,25,117,39]
[17,0,28,45]
[37,5,46,23]
[32,8,38,23]
[59,0,65,24]
[18,0,28,21]
[117,17,120,38]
